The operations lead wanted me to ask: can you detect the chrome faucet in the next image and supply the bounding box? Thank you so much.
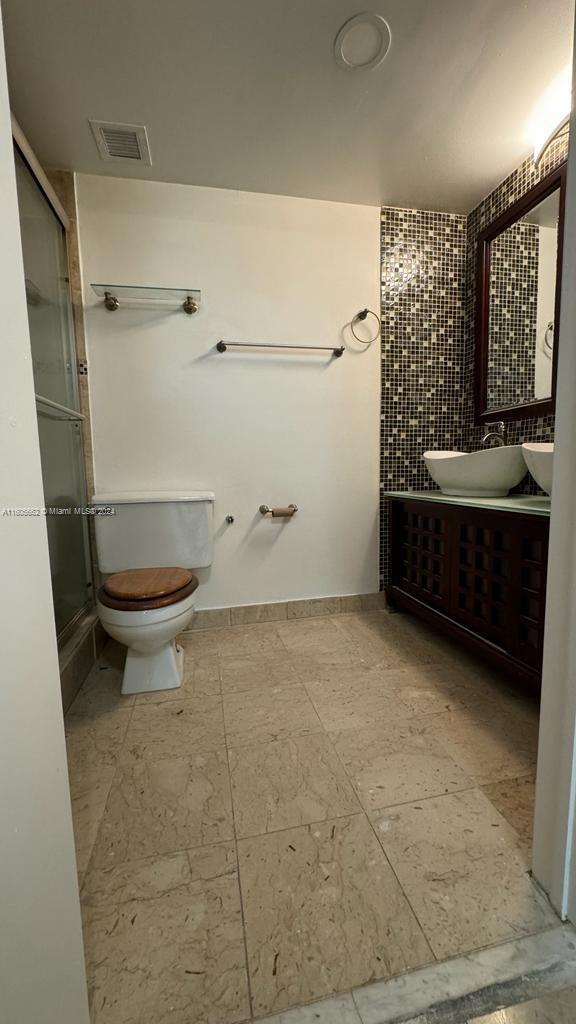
[482,421,506,447]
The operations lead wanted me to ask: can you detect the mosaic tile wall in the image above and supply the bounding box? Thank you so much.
[379,207,466,585]
[380,136,568,586]
[488,221,538,409]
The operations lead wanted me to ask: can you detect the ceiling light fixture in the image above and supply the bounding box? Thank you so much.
[528,65,571,167]
[334,13,391,73]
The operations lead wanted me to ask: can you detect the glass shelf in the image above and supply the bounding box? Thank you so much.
[91,283,201,314]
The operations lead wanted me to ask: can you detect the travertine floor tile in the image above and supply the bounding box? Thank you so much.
[277,617,357,654]
[184,623,285,657]
[224,684,322,748]
[69,767,116,876]
[372,663,513,718]
[333,610,395,632]
[386,618,493,669]
[372,789,556,959]
[315,659,469,716]
[238,813,433,1017]
[216,623,286,658]
[121,696,225,763]
[90,752,234,868]
[135,654,221,704]
[82,846,249,1024]
[65,708,132,777]
[186,839,238,882]
[84,840,237,904]
[67,643,134,717]
[482,775,536,854]
[332,719,473,812]
[422,656,541,723]
[334,612,408,646]
[334,613,448,665]
[229,733,360,837]
[220,653,301,695]
[179,630,221,656]
[305,671,415,732]
[290,647,381,683]
[425,706,538,785]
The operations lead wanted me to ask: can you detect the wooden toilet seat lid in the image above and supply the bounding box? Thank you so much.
[102,567,198,603]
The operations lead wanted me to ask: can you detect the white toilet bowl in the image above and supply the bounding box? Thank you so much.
[97,581,196,695]
[91,490,215,696]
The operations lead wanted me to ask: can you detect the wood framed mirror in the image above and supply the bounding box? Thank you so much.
[475,162,567,423]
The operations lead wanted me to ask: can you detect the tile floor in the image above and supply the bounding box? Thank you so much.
[65,609,558,1023]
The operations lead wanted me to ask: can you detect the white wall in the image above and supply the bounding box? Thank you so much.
[532,31,576,918]
[77,175,380,609]
[0,10,89,1023]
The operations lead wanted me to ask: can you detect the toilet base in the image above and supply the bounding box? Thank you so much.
[121,641,184,695]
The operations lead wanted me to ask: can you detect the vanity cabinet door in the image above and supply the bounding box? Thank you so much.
[514,519,549,670]
[450,514,514,651]
[450,510,548,668]
[390,501,451,612]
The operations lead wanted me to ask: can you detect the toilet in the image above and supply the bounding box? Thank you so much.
[92,490,214,694]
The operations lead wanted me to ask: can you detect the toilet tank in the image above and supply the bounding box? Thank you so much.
[91,490,215,573]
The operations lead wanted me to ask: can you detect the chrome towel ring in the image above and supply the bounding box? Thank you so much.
[350,308,381,345]
[544,320,554,357]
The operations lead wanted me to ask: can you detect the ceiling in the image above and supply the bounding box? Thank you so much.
[2,0,574,212]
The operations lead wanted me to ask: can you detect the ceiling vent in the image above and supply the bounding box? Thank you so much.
[89,120,152,165]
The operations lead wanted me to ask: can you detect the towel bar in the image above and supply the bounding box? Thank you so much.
[217,341,344,357]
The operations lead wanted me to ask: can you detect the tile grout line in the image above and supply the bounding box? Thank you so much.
[302,688,447,988]
[234,807,368,844]
[280,636,443,996]
[223,678,257,1022]
[356,785,556,980]
[306,685,441,976]
[73,690,138,889]
[221,621,375,1020]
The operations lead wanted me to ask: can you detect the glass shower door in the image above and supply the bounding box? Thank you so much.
[14,148,92,640]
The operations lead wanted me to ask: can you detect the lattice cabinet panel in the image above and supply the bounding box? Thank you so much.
[516,526,549,668]
[389,497,549,687]
[395,507,448,610]
[452,520,513,647]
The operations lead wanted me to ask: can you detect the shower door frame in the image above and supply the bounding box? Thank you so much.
[12,118,94,647]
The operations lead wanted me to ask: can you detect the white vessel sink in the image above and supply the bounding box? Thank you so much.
[423,446,527,496]
[522,442,554,496]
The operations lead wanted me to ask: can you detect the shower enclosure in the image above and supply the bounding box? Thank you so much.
[14,145,92,643]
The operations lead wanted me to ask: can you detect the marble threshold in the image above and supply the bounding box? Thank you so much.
[260,925,576,1024]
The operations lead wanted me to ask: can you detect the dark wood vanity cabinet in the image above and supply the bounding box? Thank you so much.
[388,497,549,687]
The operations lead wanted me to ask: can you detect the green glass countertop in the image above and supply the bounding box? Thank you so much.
[384,490,551,517]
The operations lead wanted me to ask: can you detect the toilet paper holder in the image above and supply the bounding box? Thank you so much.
[259,503,298,518]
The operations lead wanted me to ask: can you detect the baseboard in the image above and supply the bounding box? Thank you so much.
[184,592,388,631]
